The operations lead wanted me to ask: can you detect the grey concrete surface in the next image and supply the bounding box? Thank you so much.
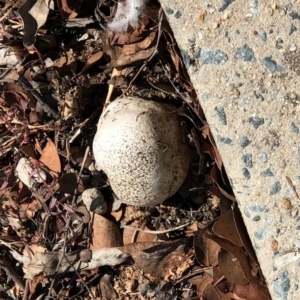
[158,1,300,299]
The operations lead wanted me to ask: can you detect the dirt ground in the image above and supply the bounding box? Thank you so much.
[0,1,270,299]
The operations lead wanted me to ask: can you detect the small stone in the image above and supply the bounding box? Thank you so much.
[242,168,251,180]
[252,215,260,221]
[289,11,300,20]
[245,13,253,18]
[80,249,92,262]
[248,116,264,129]
[253,90,264,101]
[240,136,252,148]
[250,0,259,13]
[217,135,232,144]
[236,44,256,62]
[214,106,227,125]
[241,153,253,168]
[200,48,228,65]
[257,31,267,42]
[271,239,278,251]
[265,7,274,16]
[282,198,292,210]
[273,270,290,300]
[290,45,297,52]
[194,47,201,58]
[262,57,285,73]
[165,7,174,15]
[222,10,232,19]
[174,11,182,19]
[259,152,268,162]
[254,228,267,240]
[289,24,297,35]
[81,187,107,215]
[291,122,299,134]
[260,169,275,177]
[270,180,281,195]
[219,0,236,12]
[188,37,196,44]
[180,49,191,67]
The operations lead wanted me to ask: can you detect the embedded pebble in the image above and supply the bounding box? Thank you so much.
[289,24,297,35]
[262,57,285,73]
[219,0,236,12]
[174,11,182,19]
[241,153,253,168]
[240,136,252,148]
[242,168,251,180]
[81,188,107,215]
[258,152,268,162]
[260,169,275,177]
[236,44,256,62]
[217,135,232,144]
[257,31,267,42]
[248,116,264,129]
[271,239,279,251]
[165,7,174,15]
[281,199,292,210]
[250,0,259,13]
[273,270,290,300]
[270,180,282,195]
[290,45,297,52]
[214,106,227,125]
[290,122,299,134]
[200,49,228,65]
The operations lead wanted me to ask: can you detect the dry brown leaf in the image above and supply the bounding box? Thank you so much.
[110,46,156,68]
[19,199,42,219]
[196,274,213,297]
[206,232,260,285]
[29,272,47,299]
[194,225,220,267]
[212,209,243,247]
[233,283,272,300]
[90,214,122,249]
[80,51,104,74]
[233,205,259,265]
[203,284,232,300]
[39,138,61,178]
[51,49,77,75]
[125,238,191,279]
[218,249,249,285]
[100,274,117,299]
[3,82,29,107]
[57,0,82,19]
[211,164,236,201]
[56,173,84,195]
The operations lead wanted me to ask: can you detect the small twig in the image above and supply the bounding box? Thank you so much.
[174,266,213,285]
[120,221,191,234]
[0,256,25,291]
[22,279,30,300]
[104,68,122,109]
[18,75,59,119]
[63,256,96,300]
[46,146,90,299]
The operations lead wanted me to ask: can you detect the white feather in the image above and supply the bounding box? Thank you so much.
[107,0,146,32]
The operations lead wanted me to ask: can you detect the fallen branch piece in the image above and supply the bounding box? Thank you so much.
[25,248,129,279]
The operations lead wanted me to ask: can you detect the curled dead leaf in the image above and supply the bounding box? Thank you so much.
[39,139,61,178]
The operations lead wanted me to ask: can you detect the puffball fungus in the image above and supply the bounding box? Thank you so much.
[93,97,191,206]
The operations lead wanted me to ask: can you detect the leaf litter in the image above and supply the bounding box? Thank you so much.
[0,0,271,299]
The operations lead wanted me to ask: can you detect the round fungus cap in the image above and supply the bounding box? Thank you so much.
[93,97,191,206]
